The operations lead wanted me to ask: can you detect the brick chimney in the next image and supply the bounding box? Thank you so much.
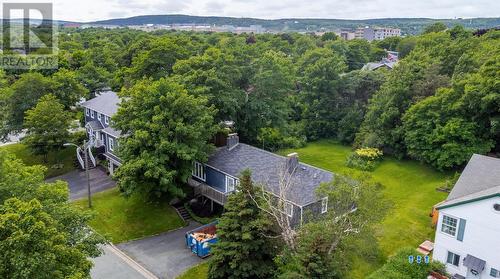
[227,133,239,150]
[286,153,299,173]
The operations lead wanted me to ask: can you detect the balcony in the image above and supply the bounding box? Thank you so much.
[188,178,229,205]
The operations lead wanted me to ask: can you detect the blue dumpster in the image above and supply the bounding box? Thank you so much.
[185,221,218,258]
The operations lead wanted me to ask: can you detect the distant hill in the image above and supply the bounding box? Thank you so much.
[89,14,500,35]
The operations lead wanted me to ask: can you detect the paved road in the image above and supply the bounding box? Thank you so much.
[118,222,204,279]
[46,168,116,200]
[91,245,156,279]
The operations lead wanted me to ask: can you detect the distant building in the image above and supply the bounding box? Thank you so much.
[362,50,399,71]
[338,30,356,40]
[355,26,401,41]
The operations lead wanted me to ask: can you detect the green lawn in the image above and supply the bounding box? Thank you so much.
[73,188,186,243]
[280,140,450,278]
[177,262,209,279]
[0,143,76,178]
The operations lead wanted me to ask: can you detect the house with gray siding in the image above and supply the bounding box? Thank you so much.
[80,91,334,226]
[189,133,334,227]
[80,91,122,174]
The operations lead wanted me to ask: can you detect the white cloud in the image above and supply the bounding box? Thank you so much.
[51,0,500,22]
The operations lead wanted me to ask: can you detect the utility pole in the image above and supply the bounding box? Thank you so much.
[84,140,92,208]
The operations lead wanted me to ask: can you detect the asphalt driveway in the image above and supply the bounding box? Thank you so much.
[46,168,116,200]
[118,222,204,279]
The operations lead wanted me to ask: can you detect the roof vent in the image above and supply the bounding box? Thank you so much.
[494,204,500,211]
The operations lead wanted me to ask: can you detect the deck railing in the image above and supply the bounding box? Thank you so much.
[188,178,228,205]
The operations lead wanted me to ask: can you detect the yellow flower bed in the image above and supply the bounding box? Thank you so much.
[355,147,383,160]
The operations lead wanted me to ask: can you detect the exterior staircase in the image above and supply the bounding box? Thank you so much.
[173,204,192,222]
[75,146,97,170]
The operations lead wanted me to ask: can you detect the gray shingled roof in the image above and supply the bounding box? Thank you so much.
[102,126,122,137]
[81,91,120,117]
[438,154,500,208]
[86,120,103,131]
[206,143,334,206]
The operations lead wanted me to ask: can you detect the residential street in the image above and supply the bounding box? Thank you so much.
[118,222,203,279]
[91,245,156,279]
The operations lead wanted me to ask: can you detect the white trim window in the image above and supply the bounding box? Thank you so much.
[285,201,293,217]
[441,215,458,236]
[321,197,328,214]
[446,251,460,267]
[108,138,114,151]
[86,108,90,116]
[105,116,110,125]
[192,162,206,181]
[97,113,101,121]
[90,110,95,118]
[226,176,238,192]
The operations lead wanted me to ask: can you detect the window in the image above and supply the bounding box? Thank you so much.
[321,197,328,214]
[192,162,206,181]
[105,116,110,125]
[285,201,293,217]
[446,251,460,267]
[109,138,114,151]
[226,176,238,192]
[441,215,458,236]
[491,268,499,278]
[86,108,89,116]
[97,113,101,121]
[90,110,94,118]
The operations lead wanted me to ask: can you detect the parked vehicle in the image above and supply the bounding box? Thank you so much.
[185,221,218,258]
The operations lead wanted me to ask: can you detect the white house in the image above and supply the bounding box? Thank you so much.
[433,154,500,279]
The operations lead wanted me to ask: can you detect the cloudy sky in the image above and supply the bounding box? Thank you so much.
[42,0,500,22]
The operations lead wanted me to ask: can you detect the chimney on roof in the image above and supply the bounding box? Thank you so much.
[227,133,239,150]
[286,153,299,173]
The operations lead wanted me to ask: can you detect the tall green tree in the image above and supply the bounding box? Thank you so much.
[51,69,89,108]
[208,170,276,279]
[23,94,72,161]
[2,72,53,136]
[298,47,347,139]
[238,50,295,143]
[113,78,218,199]
[0,152,105,279]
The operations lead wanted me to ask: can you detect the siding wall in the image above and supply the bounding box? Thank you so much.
[84,108,111,128]
[433,197,500,277]
[301,200,325,224]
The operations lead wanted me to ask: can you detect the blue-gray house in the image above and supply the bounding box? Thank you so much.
[80,91,334,226]
[80,91,122,174]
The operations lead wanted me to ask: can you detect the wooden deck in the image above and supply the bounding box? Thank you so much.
[188,178,228,205]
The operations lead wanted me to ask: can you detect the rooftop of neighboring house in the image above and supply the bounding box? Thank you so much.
[81,91,120,117]
[206,134,334,206]
[437,154,500,209]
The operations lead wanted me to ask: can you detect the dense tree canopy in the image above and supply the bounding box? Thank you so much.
[0,152,105,278]
[113,78,218,198]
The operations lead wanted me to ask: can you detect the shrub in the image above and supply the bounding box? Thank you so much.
[346,147,383,171]
[367,247,446,279]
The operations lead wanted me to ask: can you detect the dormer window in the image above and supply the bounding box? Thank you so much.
[85,108,89,116]
[90,110,94,118]
[97,113,101,121]
[105,116,110,125]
